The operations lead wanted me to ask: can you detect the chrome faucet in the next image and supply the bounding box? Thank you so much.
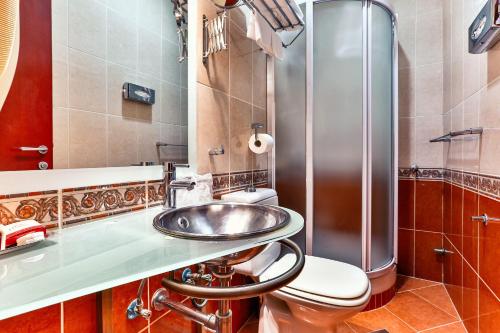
[163,162,195,209]
[166,180,195,209]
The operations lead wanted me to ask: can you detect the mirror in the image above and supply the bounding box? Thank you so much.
[0,0,188,171]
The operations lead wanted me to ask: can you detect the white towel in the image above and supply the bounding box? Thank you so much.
[247,12,284,60]
[174,173,213,208]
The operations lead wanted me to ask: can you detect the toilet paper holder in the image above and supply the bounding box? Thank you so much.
[251,123,264,142]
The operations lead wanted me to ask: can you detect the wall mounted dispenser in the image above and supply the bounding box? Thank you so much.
[122,82,155,105]
[468,0,500,54]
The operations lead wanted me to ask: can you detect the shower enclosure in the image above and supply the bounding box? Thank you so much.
[275,0,397,277]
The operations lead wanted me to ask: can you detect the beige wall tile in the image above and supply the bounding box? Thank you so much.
[391,0,416,18]
[52,0,68,45]
[451,58,464,108]
[107,116,139,167]
[196,0,230,93]
[137,122,161,164]
[252,46,267,109]
[181,87,188,126]
[253,106,268,171]
[138,28,162,78]
[229,7,247,32]
[448,105,464,170]
[68,110,107,168]
[398,117,416,168]
[161,81,181,125]
[52,42,68,108]
[399,68,416,118]
[229,22,253,104]
[107,63,137,118]
[160,123,182,145]
[230,98,252,172]
[106,0,137,21]
[416,63,443,116]
[68,0,106,59]
[416,0,443,15]
[68,49,107,113]
[398,16,416,70]
[197,84,230,174]
[162,39,181,86]
[463,93,481,172]
[479,78,500,129]
[479,43,500,87]
[416,115,443,168]
[107,9,138,69]
[162,0,178,43]
[415,10,443,66]
[479,129,500,175]
[53,108,69,169]
[137,0,162,35]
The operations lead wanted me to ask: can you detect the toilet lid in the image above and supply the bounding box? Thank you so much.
[260,254,370,303]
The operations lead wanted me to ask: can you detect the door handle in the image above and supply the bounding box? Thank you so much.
[18,145,48,155]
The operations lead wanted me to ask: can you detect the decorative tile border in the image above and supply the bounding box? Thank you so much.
[0,181,157,229]
[399,167,500,201]
[61,182,147,225]
[0,169,270,229]
[0,193,59,228]
[398,168,444,180]
[148,179,165,207]
[213,169,269,195]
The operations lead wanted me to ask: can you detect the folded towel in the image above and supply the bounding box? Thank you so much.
[247,12,284,60]
[174,173,213,207]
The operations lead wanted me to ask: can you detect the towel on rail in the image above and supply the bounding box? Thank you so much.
[252,0,304,31]
[247,11,284,59]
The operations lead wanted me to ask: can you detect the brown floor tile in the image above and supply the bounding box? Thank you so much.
[385,291,456,331]
[397,275,439,292]
[422,322,467,333]
[411,285,459,318]
[347,307,415,333]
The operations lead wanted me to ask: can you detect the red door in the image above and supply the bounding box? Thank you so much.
[0,0,52,171]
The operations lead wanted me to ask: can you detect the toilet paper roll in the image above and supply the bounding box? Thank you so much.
[248,133,274,154]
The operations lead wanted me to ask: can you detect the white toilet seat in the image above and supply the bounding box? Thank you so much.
[260,254,371,307]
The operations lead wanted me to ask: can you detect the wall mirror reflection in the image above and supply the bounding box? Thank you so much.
[0,0,188,171]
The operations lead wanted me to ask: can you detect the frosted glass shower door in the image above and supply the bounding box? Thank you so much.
[312,0,364,267]
[371,4,395,269]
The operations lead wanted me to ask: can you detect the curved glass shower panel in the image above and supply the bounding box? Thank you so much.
[370,3,394,269]
[275,3,307,252]
[312,0,363,267]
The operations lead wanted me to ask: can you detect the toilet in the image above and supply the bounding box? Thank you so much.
[221,189,371,333]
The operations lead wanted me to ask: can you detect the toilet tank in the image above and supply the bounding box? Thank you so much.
[221,188,281,277]
[221,188,278,205]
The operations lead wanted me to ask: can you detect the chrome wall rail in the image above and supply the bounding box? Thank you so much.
[430,127,483,142]
[160,239,304,300]
[151,239,304,333]
[241,0,305,48]
[472,214,500,226]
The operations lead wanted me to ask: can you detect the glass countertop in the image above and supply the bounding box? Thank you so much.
[0,206,303,320]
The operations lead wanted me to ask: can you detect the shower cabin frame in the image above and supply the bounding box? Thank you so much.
[281,0,399,276]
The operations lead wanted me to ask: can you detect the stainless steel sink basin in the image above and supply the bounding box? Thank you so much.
[153,203,290,265]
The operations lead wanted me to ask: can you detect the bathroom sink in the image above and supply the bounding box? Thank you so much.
[153,203,290,265]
